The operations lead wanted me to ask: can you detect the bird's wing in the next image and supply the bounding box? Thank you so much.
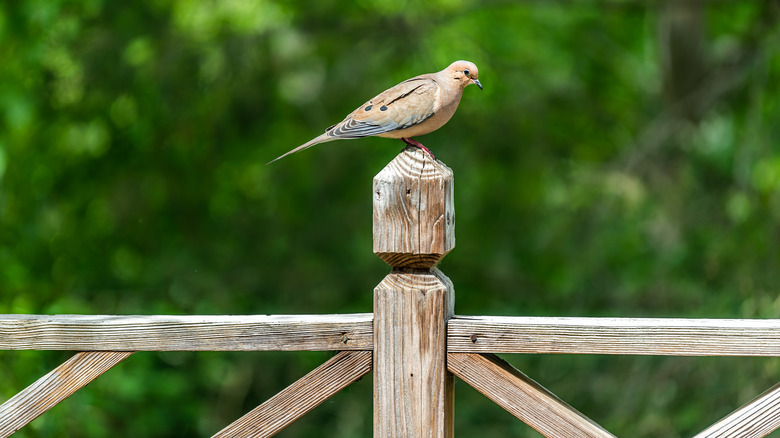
[326,76,439,139]
[267,76,440,164]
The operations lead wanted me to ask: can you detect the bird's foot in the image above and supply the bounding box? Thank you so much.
[401,137,436,160]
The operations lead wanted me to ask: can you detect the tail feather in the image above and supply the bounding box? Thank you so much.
[266,133,334,165]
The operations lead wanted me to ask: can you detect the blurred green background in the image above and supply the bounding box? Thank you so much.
[2,0,780,436]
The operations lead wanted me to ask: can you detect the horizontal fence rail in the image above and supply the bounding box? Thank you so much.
[448,316,780,356]
[5,314,780,356]
[0,314,373,351]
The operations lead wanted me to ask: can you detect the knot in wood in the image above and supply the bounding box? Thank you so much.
[372,147,455,269]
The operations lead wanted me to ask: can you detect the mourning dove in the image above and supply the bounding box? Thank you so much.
[268,60,482,164]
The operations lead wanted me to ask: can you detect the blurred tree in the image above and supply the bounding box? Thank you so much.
[1,0,779,436]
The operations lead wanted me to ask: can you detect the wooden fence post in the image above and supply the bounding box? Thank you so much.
[372,146,455,438]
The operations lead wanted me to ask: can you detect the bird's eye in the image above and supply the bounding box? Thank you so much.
[463,69,470,77]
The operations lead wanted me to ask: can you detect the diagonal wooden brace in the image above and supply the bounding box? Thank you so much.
[693,382,780,438]
[0,351,132,437]
[213,350,372,438]
[448,352,614,438]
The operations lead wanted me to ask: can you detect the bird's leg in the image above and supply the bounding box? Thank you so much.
[401,137,436,160]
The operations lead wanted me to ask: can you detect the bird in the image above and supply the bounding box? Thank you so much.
[267,60,482,164]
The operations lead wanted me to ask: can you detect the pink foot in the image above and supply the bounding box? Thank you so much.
[401,137,435,160]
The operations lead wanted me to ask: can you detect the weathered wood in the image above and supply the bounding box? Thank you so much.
[694,382,780,438]
[374,270,454,438]
[0,351,131,437]
[373,148,456,437]
[373,147,454,269]
[213,350,372,438]
[0,314,373,351]
[448,352,614,438]
[448,316,780,356]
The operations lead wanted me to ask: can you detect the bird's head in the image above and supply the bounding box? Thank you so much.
[448,60,482,90]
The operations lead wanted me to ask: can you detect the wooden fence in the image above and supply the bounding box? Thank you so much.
[2,147,780,437]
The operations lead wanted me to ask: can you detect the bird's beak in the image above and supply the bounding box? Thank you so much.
[473,79,483,90]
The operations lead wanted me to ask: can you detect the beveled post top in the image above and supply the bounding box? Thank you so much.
[372,147,455,269]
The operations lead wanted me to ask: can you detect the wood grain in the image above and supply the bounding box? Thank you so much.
[373,270,454,438]
[694,382,780,438]
[448,352,615,438]
[448,316,780,356]
[0,313,373,351]
[0,351,131,437]
[212,350,371,438]
[373,147,454,269]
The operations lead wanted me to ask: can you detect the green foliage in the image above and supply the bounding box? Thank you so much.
[1,1,780,436]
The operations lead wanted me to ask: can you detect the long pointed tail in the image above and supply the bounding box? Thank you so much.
[266,133,333,165]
